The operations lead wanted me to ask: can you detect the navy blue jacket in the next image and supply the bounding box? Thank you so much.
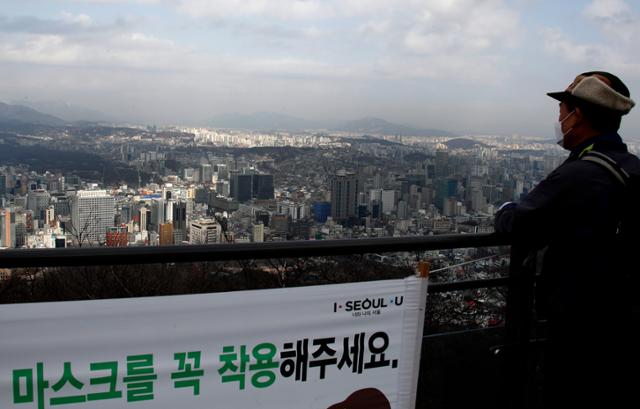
[496,133,640,319]
[494,132,640,406]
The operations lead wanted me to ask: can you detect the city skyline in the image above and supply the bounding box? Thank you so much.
[1,0,639,138]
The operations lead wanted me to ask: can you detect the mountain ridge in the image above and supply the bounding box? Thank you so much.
[0,102,67,126]
[207,111,453,136]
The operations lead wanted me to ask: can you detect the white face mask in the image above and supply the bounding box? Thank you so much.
[554,110,575,147]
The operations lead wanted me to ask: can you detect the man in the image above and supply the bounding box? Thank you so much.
[495,71,639,408]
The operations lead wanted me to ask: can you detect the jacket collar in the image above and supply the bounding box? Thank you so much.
[569,132,627,160]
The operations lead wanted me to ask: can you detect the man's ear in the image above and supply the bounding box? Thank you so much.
[573,106,584,124]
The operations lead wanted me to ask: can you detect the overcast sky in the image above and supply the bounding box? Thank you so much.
[1,0,639,138]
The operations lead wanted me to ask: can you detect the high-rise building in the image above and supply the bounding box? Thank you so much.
[373,173,383,189]
[139,206,149,232]
[435,150,449,178]
[216,164,229,180]
[330,171,360,221]
[165,199,174,223]
[1,208,16,248]
[397,200,408,219]
[27,189,51,221]
[381,190,396,215]
[149,199,165,232]
[253,174,274,200]
[201,164,213,184]
[13,210,30,247]
[172,201,187,244]
[172,201,187,230]
[70,190,115,245]
[231,174,253,202]
[312,202,331,223]
[51,194,70,217]
[45,205,55,226]
[189,219,221,244]
[159,222,174,245]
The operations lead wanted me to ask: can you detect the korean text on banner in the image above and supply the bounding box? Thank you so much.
[0,276,428,409]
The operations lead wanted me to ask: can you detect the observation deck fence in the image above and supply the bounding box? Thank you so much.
[0,233,542,408]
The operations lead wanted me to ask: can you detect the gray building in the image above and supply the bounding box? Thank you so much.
[330,171,361,222]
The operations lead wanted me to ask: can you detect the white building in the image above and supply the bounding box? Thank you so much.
[70,190,115,245]
[253,223,264,243]
[189,219,221,244]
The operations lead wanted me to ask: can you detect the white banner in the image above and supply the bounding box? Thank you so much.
[0,276,428,409]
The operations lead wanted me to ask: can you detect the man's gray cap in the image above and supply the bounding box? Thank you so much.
[547,76,635,115]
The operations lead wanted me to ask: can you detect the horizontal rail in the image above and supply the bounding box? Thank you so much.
[0,234,510,268]
[428,277,509,293]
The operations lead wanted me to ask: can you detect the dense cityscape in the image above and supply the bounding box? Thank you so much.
[1,119,596,250]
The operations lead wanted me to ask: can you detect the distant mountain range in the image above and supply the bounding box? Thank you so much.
[208,111,322,131]
[0,102,454,137]
[332,116,454,137]
[11,99,114,123]
[208,111,454,136]
[0,102,67,126]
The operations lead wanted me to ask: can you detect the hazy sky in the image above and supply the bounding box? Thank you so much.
[1,0,640,138]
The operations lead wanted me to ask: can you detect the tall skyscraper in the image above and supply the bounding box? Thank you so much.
[139,206,149,232]
[435,150,449,178]
[381,190,396,215]
[1,208,16,248]
[45,205,55,226]
[231,174,253,203]
[201,164,213,184]
[172,201,187,244]
[149,199,165,232]
[330,171,360,221]
[70,190,115,245]
[165,199,175,223]
[253,174,274,200]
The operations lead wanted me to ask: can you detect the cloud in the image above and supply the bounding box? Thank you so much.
[402,0,520,55]
[541,28,595,64]
[584,0,630,19]
[542,0,640,77]
[357,20,390,36]
[383,0,520,83]
[0,0,537,128]
[175,0,332,20]
[583,0,638,42]
[0,21,189,71]
[0,1,525,85]
[0,12,132,35]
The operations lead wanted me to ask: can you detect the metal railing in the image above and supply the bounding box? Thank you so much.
[0,233,535,408]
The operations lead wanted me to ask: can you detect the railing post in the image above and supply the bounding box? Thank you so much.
[502,244,536,408]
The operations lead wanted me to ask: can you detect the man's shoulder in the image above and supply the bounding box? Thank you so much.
[549,158,593,178]
[587,147,640,178]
